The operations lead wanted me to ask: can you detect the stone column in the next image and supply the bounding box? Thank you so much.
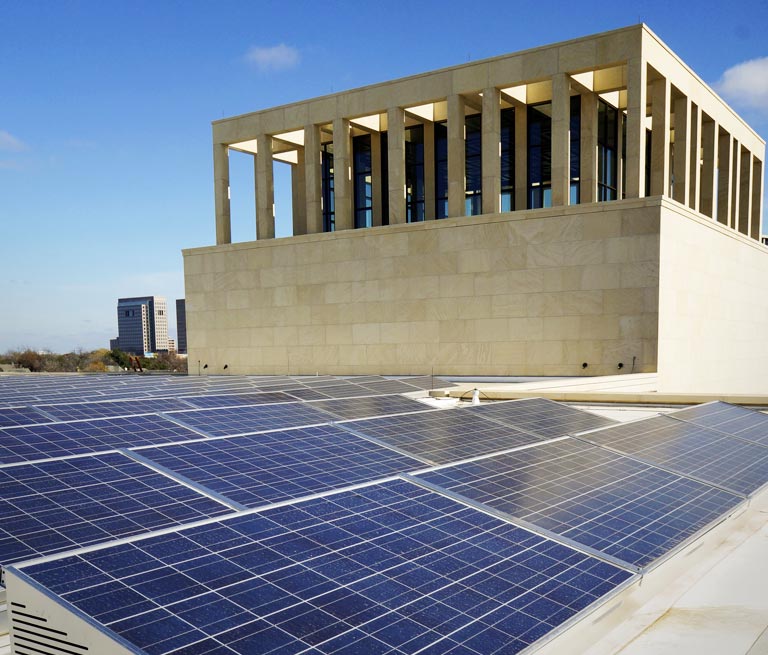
[333,118,353,230]
[423,122,436,220]
[739,146,752,236]
[551,73,571,207]
[213,143,231,244]
[689,103,701,212]
[580,91,598,204]
[750,158,763,240]
[447,94,466,218]
[371,132,383,226]
[672,95,690,205]
[699,118,717,219]
[255,134,275,240]
[304,124,323,234]
[292,148,307,236]
[481,87,501,215]
[387,107,406,224]
[625,57,647,198]
[514,101,527,209]
[717,129,732,225]
[650,77,670,197]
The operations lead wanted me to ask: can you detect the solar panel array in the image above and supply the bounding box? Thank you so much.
[0,373,766,655]
[670,400,768,447]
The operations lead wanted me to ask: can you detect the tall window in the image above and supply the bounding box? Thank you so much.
[321,143,335,232]
[434,121,448,218]
[465,114,482,215]
[528,103,552,209]
[405,125,425,222]
[597,100,618,201]
[380,131,389,225]
[353,134,372,228]
[621,113,627,199]
[500,107,515,211]
[570,95,581,205]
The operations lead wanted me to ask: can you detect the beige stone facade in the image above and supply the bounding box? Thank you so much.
[184,24,767,390]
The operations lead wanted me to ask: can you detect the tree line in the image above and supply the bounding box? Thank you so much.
[1,348,188,373]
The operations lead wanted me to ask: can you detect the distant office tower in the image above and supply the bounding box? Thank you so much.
[168,338,176,353]
[176,299,187,354]
[116,296,169,355]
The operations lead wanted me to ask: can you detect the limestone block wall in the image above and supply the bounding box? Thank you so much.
[657,201,768,394]
[183,199,661,376]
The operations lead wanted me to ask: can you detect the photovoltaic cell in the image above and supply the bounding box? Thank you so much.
[36,398,194,421]
[308,384,380,398]
[0,407,52,428]
[283,387,332,402]
[166,402,333,437]
[670,401,768,447]
[417,439,742,569]
[20,479,632,655]
[577,415,768,497]
[312,395,432,421]
[0,452,231,566]
[180,392,296,409]
[132,425,426,507]
[343,410,549,464]
[466,398,616,438]
[357,380,424,395]
[0,414,207,464]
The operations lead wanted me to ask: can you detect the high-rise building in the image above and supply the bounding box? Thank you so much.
[175,298,187,354]
[115,296,169,355]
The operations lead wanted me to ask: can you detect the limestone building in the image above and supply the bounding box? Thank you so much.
[183,24,767,393]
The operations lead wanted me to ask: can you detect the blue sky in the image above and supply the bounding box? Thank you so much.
[1,0,767,353]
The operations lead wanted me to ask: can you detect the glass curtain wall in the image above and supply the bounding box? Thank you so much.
[434,121,448,218]
[465,114,482,215]
[500,107,515,211]
[570,95,581,204]
[353,134,373,228]
[527,103,552,208]
[321,143,335,232]
[405,125,425,222]
[597,100,619,201]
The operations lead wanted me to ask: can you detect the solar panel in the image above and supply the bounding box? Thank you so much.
[670,401,768,447]
[312,395,432,421]
[466,398,617,438]
[0,414,207,465]
[179,392,296,409]
[18,479,632,655]
[0,452,232,567]
[416,439,742,569]
[358,380,424,394]
[131,425,426,507]
[166,402,333,437]
[35,397,194,421]
[397,376,457,389]
[0,406,52,428]
[342,410,549,464]
[283,387,332,401]
[308,383,379,398]
[577,415,768,497]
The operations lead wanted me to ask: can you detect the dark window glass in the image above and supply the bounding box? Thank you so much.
[434,121,448,218]
[321,143,335,232]
[645,128,652,197]
[528,103,552,209]
[597,99,618,201]
[380,131,389,225]
[465,114,482,216]
[500,107,515,211]
[621,113,627,199]
[353,134,373,229]
[570,95,581,205]
[405,125,425,222]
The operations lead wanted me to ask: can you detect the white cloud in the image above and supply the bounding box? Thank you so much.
[0,130,27,152]
[244,44,300,72]
[715,57,768,115]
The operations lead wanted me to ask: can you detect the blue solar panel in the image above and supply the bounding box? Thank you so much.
[416,439,742,569]
[36,398,194,421]
[0,452,232,566]
[19,479,632,655]
[342,410,549,464]
[166,403,334,437]
[0,414,207,464]
[578,415,768,497]
[312,395,433,421]
[132,425,426,507]
[180,392,296,409]
[0,406,52,428]
[670,401,768,447]
[466,398,616,438]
